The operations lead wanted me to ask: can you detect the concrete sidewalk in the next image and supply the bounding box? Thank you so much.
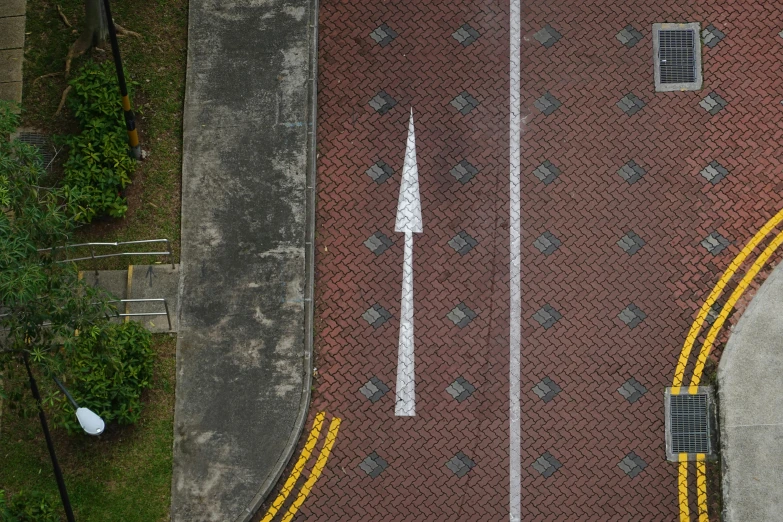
[0,0,25,106]
[171,0,317,520]
[718,261,783,522]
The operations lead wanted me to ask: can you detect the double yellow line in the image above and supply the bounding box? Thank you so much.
[261,412,341,522]
[673,207,783,522]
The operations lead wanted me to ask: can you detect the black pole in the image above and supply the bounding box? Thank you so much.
[101,0,141,160]
[23,352,76,522]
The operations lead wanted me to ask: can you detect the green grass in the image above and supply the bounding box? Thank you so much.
[22,0,188,270]
[0,334,176,522]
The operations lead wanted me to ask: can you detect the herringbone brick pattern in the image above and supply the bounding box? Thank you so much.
[266,0,783,520]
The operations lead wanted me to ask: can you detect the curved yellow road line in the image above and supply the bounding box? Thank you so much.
[261,412,326,522]
[689,229,783,389]
[696,460,708,522]
[281,417,341,522]
[673,209,783,522]
[678,459,690,522]
[672,207,783,391]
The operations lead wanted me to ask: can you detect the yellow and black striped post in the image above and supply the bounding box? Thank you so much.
[102,0,141,160]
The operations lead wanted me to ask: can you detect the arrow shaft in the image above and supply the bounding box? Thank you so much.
[395,232,415,416]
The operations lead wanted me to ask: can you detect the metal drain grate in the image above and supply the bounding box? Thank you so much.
[665,387,715,461]
[659,30,696,84]
[16,131,55,170]
[653,23,702,92]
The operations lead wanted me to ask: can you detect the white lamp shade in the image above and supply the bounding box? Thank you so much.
[75,407,105,435]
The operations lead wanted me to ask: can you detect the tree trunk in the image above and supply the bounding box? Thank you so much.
[84,0,109,48]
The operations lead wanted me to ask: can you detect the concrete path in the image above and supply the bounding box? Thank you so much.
[719,261,783,522]
[171,0,317,520]
[0,0,24,106]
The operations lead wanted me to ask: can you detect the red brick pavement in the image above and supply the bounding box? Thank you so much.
[262,0,783,520]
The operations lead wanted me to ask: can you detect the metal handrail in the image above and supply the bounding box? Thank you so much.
[0,298,173,331]
[108,299,172,331]
[38,239,174,268]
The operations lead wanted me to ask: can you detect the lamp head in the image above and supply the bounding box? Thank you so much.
[75,407,105,435]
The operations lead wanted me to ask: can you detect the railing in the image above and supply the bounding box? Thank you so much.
[0,298,173,332]
[38,239,174,268]
[109,299,172,331]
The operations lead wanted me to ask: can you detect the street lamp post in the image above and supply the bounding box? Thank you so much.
[22,351,106,522]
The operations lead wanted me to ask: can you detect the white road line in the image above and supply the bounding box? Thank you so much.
[395,109,422,417]
[509,0,522,519]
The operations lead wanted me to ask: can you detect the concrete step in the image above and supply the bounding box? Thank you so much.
[80,264,180,333]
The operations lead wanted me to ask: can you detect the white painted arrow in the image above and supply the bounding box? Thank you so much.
[394,108,422,417]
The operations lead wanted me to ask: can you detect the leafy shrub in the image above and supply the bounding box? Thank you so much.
[0,490,59,522]
[52,321,154,432]
[60,60,136,223]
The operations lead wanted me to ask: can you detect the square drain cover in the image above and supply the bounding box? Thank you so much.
[665,386,715,461]
[653,23,702,92]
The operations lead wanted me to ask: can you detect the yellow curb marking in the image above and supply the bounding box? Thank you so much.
[281,417,341,522]
[672,207,783,392]
[696,460,708,522]
[689,229,783,389]
[678,459,690,522]
[672,209,783,521]
[261,412,326,522]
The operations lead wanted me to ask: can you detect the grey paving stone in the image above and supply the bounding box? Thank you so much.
[617,231,645,255]
[617,160,646,184]
[450,159,479,184]
[699,91,728,115]
[0,16,24,50]
[618,377,647,403]
[369,90,397,115]
[0,80,21,105]
[532,304,561,330]
[700,160,729,185]
[0,0,26,17]
[701,231,731,255]
[364,231,394,256]
[533,160,560,185]
[618,303,647,329]
[702,24,726,48]
[359,376,390,403]
[0,48,23,82]
[446,376,476,402]
[616,25,643,47]
[618,451,647,478]
[359,451,388,477]
[534,92,561,115]
[362,304,392,328]
[369,23,398,47]
[448,231,478,255]
[533,24,562,48]
[617,93,645,115]
[452,23,480,47]
[366,160,394,184]
[532,376,561,403]
[447,302,477,328]
[445,451,476,477]
[705,301,724,325]
[532,451,562,478]
[450,91,480,115]
[533,231,561,255]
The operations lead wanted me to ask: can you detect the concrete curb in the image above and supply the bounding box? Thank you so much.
[236,0,319,519]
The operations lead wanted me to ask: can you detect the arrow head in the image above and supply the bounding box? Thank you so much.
[395,109,423,234]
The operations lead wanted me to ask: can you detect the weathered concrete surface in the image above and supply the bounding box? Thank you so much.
[172,0,316,519]
[718,261,783,522]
